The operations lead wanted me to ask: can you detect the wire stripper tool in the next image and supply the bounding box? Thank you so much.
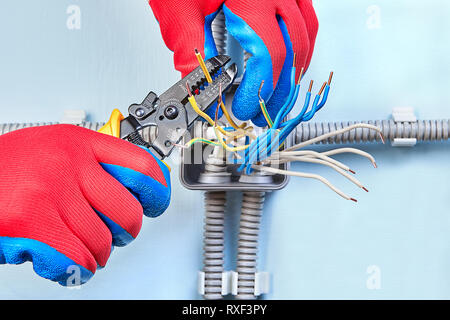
[99,55,237,160]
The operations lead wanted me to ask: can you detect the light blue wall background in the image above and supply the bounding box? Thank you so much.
[0,0,449,299]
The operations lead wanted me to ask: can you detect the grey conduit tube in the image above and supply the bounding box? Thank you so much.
[236,191,265,300]
[203,191,226,300]
[201,152,229,300]
[0,123,159,141]
[198,11,228,301]
[0,122,104,135]
[5,119,447,144]
[212,10,227,55]
[295,119,450,144]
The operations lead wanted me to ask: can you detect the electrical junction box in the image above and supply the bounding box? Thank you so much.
[179,85,292,191]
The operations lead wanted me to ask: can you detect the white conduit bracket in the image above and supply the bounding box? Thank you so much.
[198,271,270,296]
[198,271,228,296]
[254,272,270,296]
[391,107,417,147]
[61,109,87,124]
[198,271,205,295]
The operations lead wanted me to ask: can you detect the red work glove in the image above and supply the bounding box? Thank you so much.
[149,0,318,127]
[0,125,171,285]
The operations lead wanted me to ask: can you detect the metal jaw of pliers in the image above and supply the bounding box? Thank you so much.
[110,55,237,160]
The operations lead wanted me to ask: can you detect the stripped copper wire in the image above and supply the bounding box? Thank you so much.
[297,67,304,85]
[186,81,192,97]
[318,82,327,96]
[258,80,265,102]
[328,71,334,85]
[308,80,314,92]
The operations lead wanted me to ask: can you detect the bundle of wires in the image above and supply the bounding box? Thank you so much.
[252,123,385,202]
[238,63,333,175]
[182,49,386,202]
[174,49,257,151]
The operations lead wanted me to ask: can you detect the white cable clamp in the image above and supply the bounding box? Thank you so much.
[230,271,270,296]
[198,271,205,295]
[223,271,237,296]
[197,271,270,296]
[391,107,417,147]
[61,109,87,124]
[197,271,236,296]
[254,272,270,296]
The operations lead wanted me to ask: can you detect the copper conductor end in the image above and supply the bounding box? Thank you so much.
[186,81,192,96]
[328,71,334,85]
[258,80,265,102]
[308,80,314,92]
[297,67,304,84]
[318,82,327,95]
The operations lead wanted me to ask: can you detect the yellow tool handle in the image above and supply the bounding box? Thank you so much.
[99,109,171,171]
[98,109,124,138]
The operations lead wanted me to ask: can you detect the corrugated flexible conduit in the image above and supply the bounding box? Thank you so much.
[0,122,103,134]
[295,119,450,144]
[236,191,265,300]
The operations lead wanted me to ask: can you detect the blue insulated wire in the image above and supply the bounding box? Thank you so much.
[315,85,330,111]
[238,130,270,172]
[240,77,332,174]
[241,129,277,173]
[280,90,312,128]
[272,67,297,129]
[280,84,300,120]
[244,92,322,173]
[301,94,322,122]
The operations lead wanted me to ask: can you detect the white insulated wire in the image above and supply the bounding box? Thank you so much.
[319,148,377,168]
[270,150,352,172]
[253,165,356,201]
[269,156,367,191]
[285,123,384,152]
[252,124,383,201]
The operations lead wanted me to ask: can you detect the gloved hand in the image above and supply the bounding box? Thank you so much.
[0,125,171,286]
[149,0,318,127]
